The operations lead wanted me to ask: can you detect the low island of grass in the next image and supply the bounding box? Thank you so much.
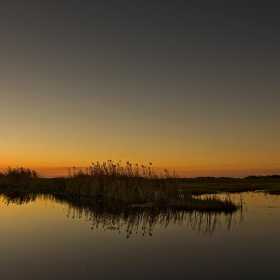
[1,161,279,212]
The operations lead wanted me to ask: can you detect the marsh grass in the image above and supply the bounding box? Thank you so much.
[0,161,244,212]
[0,166,40,186]
[63,160,182,204]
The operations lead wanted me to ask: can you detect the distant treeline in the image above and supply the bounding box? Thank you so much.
[244,175,280,179]
[177,175,280,182]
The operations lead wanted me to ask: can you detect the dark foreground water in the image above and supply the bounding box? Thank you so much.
[0,192,280,280]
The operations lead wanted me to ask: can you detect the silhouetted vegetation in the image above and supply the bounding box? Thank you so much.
[0,166,39,185]
[1,162,279,210]
[0,162,238,212]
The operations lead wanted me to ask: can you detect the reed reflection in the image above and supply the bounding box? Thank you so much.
[0,190,242,237]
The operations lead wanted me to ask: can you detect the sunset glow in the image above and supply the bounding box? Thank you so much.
[1,1,279,178]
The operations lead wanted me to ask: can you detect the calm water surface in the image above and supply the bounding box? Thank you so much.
[0,192,280,280]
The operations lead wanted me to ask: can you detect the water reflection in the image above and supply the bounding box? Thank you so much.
[0,189,242,237]
[1,190,279,280]
[1,189,39,205]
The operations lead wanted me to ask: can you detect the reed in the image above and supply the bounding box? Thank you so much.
[0,161,239,212]
[0,166,40,186]
[58,160,182,204]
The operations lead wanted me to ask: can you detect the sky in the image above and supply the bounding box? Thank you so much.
[1,1,280,177]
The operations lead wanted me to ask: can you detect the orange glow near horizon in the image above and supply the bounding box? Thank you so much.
[1,122,280,178]
[1,133,280,178]
[1,161,279,179]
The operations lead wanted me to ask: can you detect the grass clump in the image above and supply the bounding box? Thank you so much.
[64,160,181,203]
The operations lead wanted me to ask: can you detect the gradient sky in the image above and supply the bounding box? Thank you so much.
[1,1,280,177]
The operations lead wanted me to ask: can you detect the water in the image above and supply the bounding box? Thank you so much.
[0,192,280,280]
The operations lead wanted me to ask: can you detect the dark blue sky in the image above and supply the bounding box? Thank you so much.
[1,1,280,177]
